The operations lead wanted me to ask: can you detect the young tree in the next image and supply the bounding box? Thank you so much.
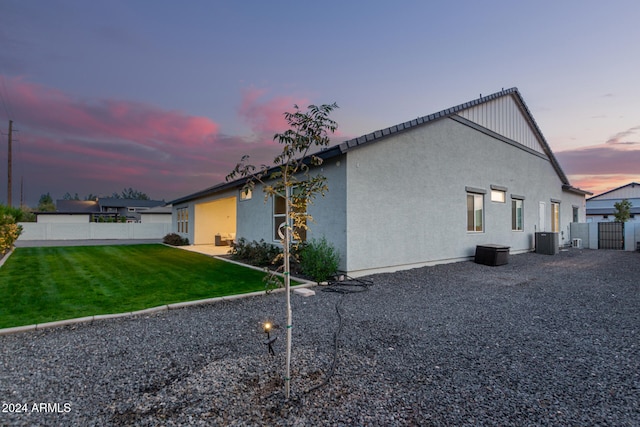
[227,103,338,399]
[614,199,632,222]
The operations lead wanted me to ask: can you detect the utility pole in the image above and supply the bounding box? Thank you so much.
[7,120,12,207]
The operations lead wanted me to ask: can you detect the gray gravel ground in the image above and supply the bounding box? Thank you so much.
[1,248,639,426]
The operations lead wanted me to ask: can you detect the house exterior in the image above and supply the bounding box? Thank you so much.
[586,182,640,223]
[93,198,167,222]
[170,88,590,276]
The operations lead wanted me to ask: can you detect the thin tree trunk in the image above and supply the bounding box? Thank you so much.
[284,179,292,399]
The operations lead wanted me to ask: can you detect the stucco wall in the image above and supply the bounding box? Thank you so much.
[36,214,90,223]
[235,159,348,270]
[343,116,585,274]
[140,213,172,224]
[173,188,237,245]
[18,222,171,240]
[194,196,236,244]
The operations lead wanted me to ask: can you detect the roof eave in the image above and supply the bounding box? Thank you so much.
[563,184,593,196]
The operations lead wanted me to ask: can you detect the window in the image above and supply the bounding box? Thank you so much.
[491,189,506,203]
[273,195,306,242]
[551,202,560,232]
[512,199,523,231]
[240,188,252,201]
[572,206,579,223]
[467,193,484,232]
[177,207,188,233]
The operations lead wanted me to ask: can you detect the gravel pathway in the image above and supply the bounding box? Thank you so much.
[1,249,639,426]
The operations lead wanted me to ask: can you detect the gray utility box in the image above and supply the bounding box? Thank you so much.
[535,232,559,255]
[475,244,510,266]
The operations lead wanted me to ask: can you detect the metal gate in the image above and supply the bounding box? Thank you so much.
[598,222,624,249]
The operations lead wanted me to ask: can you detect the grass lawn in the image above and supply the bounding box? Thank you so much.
[0,244,283,329]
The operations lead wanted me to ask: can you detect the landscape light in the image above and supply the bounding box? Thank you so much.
[262,321,277,356]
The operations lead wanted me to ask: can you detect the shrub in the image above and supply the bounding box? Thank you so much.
[299,237,340,283]
[230,238,281,267]
[0,205,24,255]
[163,233,189,246]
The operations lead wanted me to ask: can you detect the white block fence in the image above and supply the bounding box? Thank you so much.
[17,222,172,241]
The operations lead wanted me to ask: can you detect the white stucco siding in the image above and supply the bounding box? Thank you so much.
[344,117,574,274]
[235,160,348,270]
[236,185,273,244]
[140,213,171,224]
[37,214,90,223]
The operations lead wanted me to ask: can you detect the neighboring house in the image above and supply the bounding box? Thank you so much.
[139,205,173,224]
[36,198,167,223]
[587,182,640,223]
[169,88,590,276]
[96,198,166,222]
[36,200,99,223]
[586,182,640,223]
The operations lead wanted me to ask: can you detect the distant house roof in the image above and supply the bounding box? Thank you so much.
[97,198,166,209]
[55,200,99,213]
[587,182,640,201]
[170,87,590,205]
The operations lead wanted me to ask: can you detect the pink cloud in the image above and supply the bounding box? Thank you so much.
[0,76,332,206]
[605,125,640,145]
[556,141,640,194]
[237,87,309,136]
[556,143,640,176]
[8,76,219,152]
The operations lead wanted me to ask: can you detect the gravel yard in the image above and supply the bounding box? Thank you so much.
[1,248,639,426]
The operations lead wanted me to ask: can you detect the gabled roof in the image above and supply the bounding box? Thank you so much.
[587,182,640,201]
[170,88,588,204]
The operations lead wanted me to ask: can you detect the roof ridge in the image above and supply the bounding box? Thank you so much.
[339,87,520,152]
[587,181,640,200]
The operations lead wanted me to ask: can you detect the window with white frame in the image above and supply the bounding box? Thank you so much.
[177,207,188,233]
[467,192,484,232]
[512,198,523,231]
[551,202,560,232]
[491,189,506,203]
[273,195,306,242]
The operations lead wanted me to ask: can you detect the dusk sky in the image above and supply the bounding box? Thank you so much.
[1,0,639,207]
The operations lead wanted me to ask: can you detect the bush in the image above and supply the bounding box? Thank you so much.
[163,233,189,246]
[230,238,281,267]
[299,237,340,283]
[0,205,23,256]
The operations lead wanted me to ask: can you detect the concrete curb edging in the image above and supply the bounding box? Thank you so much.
[0,247,14,268]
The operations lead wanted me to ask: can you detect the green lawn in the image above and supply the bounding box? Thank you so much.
[0,244,279,329]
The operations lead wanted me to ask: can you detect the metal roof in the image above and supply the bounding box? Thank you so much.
[587,182,640,201]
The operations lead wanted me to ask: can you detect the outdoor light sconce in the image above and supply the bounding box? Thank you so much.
[263,321,277,356]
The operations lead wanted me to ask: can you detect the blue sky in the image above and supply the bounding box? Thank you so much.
[1,0,639,206]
